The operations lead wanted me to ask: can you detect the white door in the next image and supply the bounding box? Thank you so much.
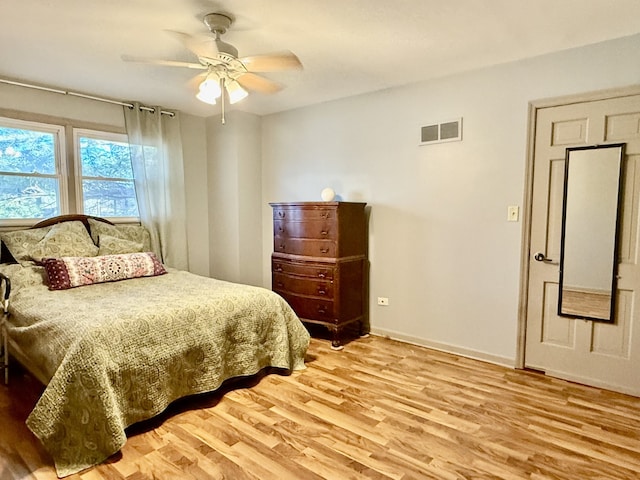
[524,93,640,396]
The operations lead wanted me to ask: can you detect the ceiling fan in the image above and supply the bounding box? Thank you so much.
[122,12,302,121]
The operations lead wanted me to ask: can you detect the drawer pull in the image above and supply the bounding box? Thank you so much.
[317,306,327,314]
[317,272,326,278]
[278,211,285,218]
[320,230,329,236]
[277,282,284,288]
[278,226,285,232]
[275,266,283,272]
[321,212,330,218]
[279,244,286,250]
[318,289,327,295]
[320,248,329,254]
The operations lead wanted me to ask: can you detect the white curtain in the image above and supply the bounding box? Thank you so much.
[124,103,189,270]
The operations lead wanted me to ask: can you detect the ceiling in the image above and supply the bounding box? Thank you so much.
[2,0,640,118]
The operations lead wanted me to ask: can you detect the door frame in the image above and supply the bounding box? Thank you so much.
[516,84,640,369]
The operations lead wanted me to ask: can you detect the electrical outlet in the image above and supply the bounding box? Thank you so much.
[377,297,389,306]
[508,205,519,222]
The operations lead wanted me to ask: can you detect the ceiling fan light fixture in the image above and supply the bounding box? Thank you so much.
[196,89,217,105]
[226,79,248,104]
[199,75,222,96]
[196,74,222,104]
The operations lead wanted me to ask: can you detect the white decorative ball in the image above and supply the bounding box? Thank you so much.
[321,187,336,202]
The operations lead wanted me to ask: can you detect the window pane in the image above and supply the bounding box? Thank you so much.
[0,174,60,219]
[82,179,139,217]
[79,137,133,179]
[0,126,57,174]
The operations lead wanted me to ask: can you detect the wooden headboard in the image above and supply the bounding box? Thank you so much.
[32,214,114,230]
[1,215,114,264]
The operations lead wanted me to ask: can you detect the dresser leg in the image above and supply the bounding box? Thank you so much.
[359,320,370,338]
[329,328,344,351]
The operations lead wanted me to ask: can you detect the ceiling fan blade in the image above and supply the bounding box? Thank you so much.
[187,72,208,90]
[236,72,283,95]
[121,55,206,70]
[240,51,302,72]
[166,30,219,59]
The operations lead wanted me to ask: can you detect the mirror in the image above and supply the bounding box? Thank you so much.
[558,143,625,322]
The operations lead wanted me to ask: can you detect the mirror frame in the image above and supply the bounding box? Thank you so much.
[558,143,625,322]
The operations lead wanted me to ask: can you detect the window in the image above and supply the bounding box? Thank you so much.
[0,118,66,222]
[0,116,139,225]
[75,129,139,218]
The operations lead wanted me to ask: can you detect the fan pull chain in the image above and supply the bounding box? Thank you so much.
[220,77,226,125]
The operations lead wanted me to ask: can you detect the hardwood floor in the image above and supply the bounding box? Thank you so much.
[1,335,639,479]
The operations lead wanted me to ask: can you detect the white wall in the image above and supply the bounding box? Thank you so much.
[260,33,640,365]
[207,111,263,286]
[180,113,210,276]
[0,82,125,127]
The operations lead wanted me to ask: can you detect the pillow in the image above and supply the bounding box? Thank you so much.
[88,218,152,252]
[41,252,166,290]
[1,225,53,266]
[97,234,144,256]
[28,221,99,262]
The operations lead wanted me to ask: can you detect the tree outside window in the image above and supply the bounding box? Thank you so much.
[0,121,64,221]
[76,130,139,218]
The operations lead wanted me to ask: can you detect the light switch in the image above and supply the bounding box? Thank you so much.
[508,205,519,222]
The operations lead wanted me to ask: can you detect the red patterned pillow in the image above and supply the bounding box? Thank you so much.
[42,252,166,290]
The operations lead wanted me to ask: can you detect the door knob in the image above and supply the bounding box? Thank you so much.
[534,252,553,262]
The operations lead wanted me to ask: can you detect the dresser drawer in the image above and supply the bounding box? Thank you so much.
[272,258,335,280]
[273,206,335,221]
[273,237,336,257]
[273,273,334,298]
[275,292,335,322]
[273,219,337,240]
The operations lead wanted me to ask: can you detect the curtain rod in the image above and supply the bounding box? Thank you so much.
[0,78,175,117]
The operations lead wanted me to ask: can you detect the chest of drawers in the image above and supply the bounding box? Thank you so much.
[270,202,368,350]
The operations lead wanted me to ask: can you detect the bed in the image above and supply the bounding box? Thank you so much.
[0,215,310,477]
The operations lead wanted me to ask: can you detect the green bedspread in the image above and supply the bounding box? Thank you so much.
[0,264,310,477]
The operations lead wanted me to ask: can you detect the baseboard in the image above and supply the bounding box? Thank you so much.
[539,368,640,397]
[370,327,516,368]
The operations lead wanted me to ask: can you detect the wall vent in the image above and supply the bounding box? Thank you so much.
[419,118,462,145]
